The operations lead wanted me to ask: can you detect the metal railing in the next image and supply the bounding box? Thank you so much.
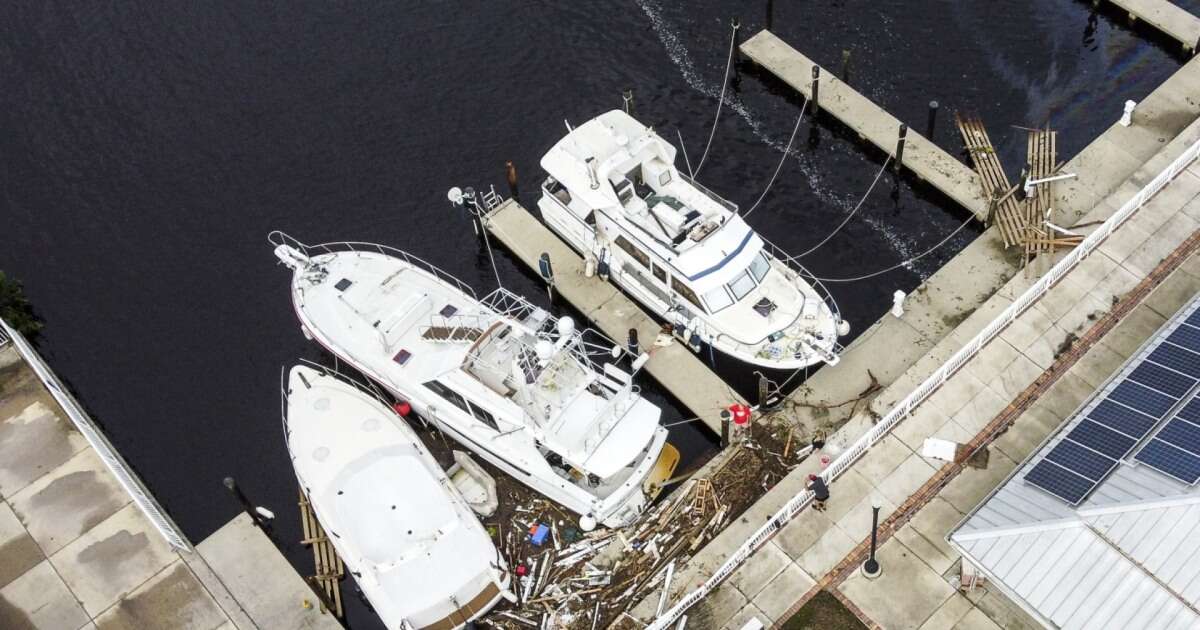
[645,134,1200,629]
[0,318,194,553]
[757,233,843,323]
[268,230,477,300]
[0,327,9,348]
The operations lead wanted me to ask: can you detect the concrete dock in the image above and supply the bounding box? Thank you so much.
[1105,0,1200,52]
[739,30,989,221]
[483,199,745,433]
[0,341,341,630]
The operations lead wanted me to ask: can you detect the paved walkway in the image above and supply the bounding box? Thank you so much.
[628,102,1200,630]
[0,345,340,630]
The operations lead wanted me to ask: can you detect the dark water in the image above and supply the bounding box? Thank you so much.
[0,2,1185,627]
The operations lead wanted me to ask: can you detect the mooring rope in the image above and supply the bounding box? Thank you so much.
[479,216,505,289]
[694,22,738,176]
[742,96,809,219]
[795,155,893,258]
[801,214,976,283]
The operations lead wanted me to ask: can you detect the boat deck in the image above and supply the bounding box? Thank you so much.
[483,198,747,434]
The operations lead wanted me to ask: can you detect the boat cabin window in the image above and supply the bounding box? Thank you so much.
[749,252,770,283]
[423,380,471,415]
[702,286,734,313]
[651,262,666,283]
[728,270,757,301]
[670,276,704,311]
[614,235,651,269]
[465,399,498,430]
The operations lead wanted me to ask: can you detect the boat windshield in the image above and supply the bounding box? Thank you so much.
[748,251,770,282]
[728,270,756,301]
[703,286,734,313]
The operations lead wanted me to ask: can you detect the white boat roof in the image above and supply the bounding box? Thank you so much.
[949,294,1200,630]
[540,110,763,294]
[286,365,498,627]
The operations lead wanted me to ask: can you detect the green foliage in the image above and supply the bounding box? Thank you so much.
[0,271,42,336]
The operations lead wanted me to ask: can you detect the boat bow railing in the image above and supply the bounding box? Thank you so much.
[679,173,738,213]
[268,230,477,299]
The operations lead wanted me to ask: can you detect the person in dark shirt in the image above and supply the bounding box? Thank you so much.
[810,476,830,511]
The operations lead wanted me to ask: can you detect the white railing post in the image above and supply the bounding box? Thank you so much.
[0,318,194,553]
[645,136,1200,630]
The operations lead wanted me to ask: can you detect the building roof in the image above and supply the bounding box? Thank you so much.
[949,292,1200,630]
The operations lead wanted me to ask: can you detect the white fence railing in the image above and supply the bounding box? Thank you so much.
[0,319,194,553]
[0,327,9,348]
[647,136,1200,629]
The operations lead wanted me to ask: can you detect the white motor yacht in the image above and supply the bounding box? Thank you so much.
[285,364,514,630]
[272,232,680,530]
[536,110,849,370]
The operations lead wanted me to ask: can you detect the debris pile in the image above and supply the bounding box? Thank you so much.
[481,417,811,629]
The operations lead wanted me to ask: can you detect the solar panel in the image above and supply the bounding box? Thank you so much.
[1025,460,1093,504]
[1109,381,1177,418]
[1087,400,1158,437]
[1188,308,1200,327]
[1179,398,1200,424]
[1154,417,1200,451]
[1128,362,1196,398]
[1045,440,1118,481]
[1168,323,1200,350]
[1135,439,1200,484]
[1071,420,1137,460]
[1148,344,1200,379]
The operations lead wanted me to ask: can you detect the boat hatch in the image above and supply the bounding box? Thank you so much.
[438,304,458,317]
[753,298,776,317]
[335,278,353,291]
[393,349,412,365]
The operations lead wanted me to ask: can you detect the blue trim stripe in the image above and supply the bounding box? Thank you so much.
[686,229,755,281]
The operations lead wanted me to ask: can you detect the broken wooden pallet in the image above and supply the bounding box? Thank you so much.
[956,114,1023,247]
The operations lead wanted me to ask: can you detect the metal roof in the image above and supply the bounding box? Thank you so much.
[949,292,1200,630]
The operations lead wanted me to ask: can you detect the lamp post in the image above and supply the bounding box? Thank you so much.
[862,497,882,579]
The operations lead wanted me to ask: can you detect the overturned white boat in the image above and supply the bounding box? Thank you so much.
[537,109,849,370]
[271,232,680,529]
[285,364,514,630]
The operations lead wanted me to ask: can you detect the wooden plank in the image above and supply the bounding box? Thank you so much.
[298,487,344,618]
[740,30,989,221]
[955,115,1023,246]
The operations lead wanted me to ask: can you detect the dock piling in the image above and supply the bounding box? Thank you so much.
[628,328,640,357]
[894,124,908,173]
[720,409,731,448]
[765,0,774,31]
[224,477,270,530]
[505,161,520,202]
[810,66,821,117]
[926,101,939,141]
[538,252,554,300]
[840,49,851,85]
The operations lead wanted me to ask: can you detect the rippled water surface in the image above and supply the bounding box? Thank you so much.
[0,2,1187,627]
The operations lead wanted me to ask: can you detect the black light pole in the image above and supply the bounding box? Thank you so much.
[862,497,882,578]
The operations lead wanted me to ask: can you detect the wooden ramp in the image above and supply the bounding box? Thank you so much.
[483,198,745,433]
[956,115,1022,246]
[740,30,988,221]
[1024,126,1058,264]
[299,487,345,618]
[1104,0,1200,52]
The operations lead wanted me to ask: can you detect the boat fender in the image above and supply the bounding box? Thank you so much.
[631,353,650,372]
[301,326,312,341]
[579,514,597,532]
[837,318,851,336]
[584,256,596,278]
[538,252,554,282]
[392,401,412,417]
[597,248,610,280]
[688,332,702,352]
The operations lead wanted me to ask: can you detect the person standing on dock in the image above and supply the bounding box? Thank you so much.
[810,475,830,511]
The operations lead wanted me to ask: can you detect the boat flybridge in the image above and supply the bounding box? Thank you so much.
[271,232,680,530]
[537,110,850,370]
[285,364,514,630]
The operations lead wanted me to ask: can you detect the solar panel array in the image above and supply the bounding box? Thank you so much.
[1134,307,1200,484]
[1024,306,1200,505]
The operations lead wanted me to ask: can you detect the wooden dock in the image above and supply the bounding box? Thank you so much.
[1104,0,1200,52]
[483,199,745,433]
[740,30,989,222]
[956,115,1022,246]
[299,487,345,618]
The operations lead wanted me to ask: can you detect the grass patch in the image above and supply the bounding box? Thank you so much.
[779,590,867,630]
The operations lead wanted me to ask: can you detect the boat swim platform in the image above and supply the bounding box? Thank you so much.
[0,343,341,630]
[740,30,990,222]
[483,198,746,434]
[1102,0,1200,52]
